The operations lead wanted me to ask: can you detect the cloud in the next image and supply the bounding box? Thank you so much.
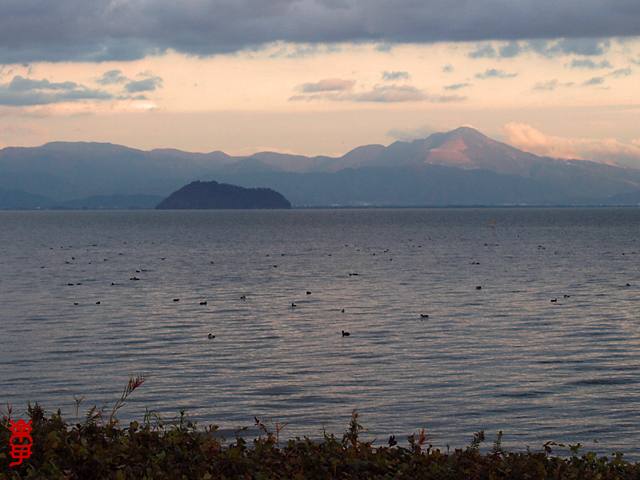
[498,41,526,58]
[469,44,497,59]
[8,76,78,91]
[268,43,342,59]
[0,2,639,62]
[351,85,428,102]
[468,38,613,60]
[567,59,613,69]
[609,67,633,77]
[299,78,355,93]
[504,122,640,168]
[534,38,611,56]
[375,43,394,53]
[97,70,128,85]
[387,125,434,141]
[475,68,518,79]
[444,82,471,90]
[582,76,605,86]
[0,75,113,106]
[124,75,163,93]
[382,71,410,81]
[290,84,465,103]
[532,79,575,91]
[468,41,525,59]
[96,70,164,95]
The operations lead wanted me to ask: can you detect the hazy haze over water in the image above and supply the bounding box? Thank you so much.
[1,208,639,454]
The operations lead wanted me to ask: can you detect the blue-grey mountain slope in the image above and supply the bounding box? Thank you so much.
[2,127,640,207]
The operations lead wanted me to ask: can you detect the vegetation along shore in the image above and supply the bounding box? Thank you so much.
[2,378,639,479]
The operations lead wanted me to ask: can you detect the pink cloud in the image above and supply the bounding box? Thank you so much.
[503,122,640,168]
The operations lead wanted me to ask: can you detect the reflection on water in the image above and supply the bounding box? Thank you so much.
[1,208,639,454]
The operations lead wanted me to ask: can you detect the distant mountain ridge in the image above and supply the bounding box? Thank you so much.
[0,189,163,210]
[2,127,640,208]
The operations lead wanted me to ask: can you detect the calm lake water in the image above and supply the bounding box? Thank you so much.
[1,208,639,454]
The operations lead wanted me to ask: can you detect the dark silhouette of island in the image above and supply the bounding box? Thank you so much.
[156,181,291,209]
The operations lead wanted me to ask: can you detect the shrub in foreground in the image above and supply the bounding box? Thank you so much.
[2,405,639,479]
[2,379,638,479]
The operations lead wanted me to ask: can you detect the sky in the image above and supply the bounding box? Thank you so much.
[0,0,639,165]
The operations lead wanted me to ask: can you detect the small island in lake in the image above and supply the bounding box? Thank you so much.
[156,180,292,209]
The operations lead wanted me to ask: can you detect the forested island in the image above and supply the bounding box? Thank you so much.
[156,180,291,209]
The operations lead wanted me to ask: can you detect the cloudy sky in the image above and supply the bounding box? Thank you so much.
[0,0,639,164]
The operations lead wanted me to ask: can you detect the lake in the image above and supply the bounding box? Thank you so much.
[1,208,639,454]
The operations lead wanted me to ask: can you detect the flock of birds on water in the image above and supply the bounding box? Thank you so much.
[53,240,455,339]
[52,237,636,342]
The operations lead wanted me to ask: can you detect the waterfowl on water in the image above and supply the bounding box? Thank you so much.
[240,295,247,300]
[550,298,558,303]
[341,330,351,337]
[200,301,207,305]
[291,302,297,308]
[173,298,180,302]
[208,333,215,339]
[420,314,429,319]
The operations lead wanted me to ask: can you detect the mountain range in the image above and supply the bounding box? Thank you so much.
[2,126,640,208]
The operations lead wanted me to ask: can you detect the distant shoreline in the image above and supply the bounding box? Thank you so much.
[1,204,639,212]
